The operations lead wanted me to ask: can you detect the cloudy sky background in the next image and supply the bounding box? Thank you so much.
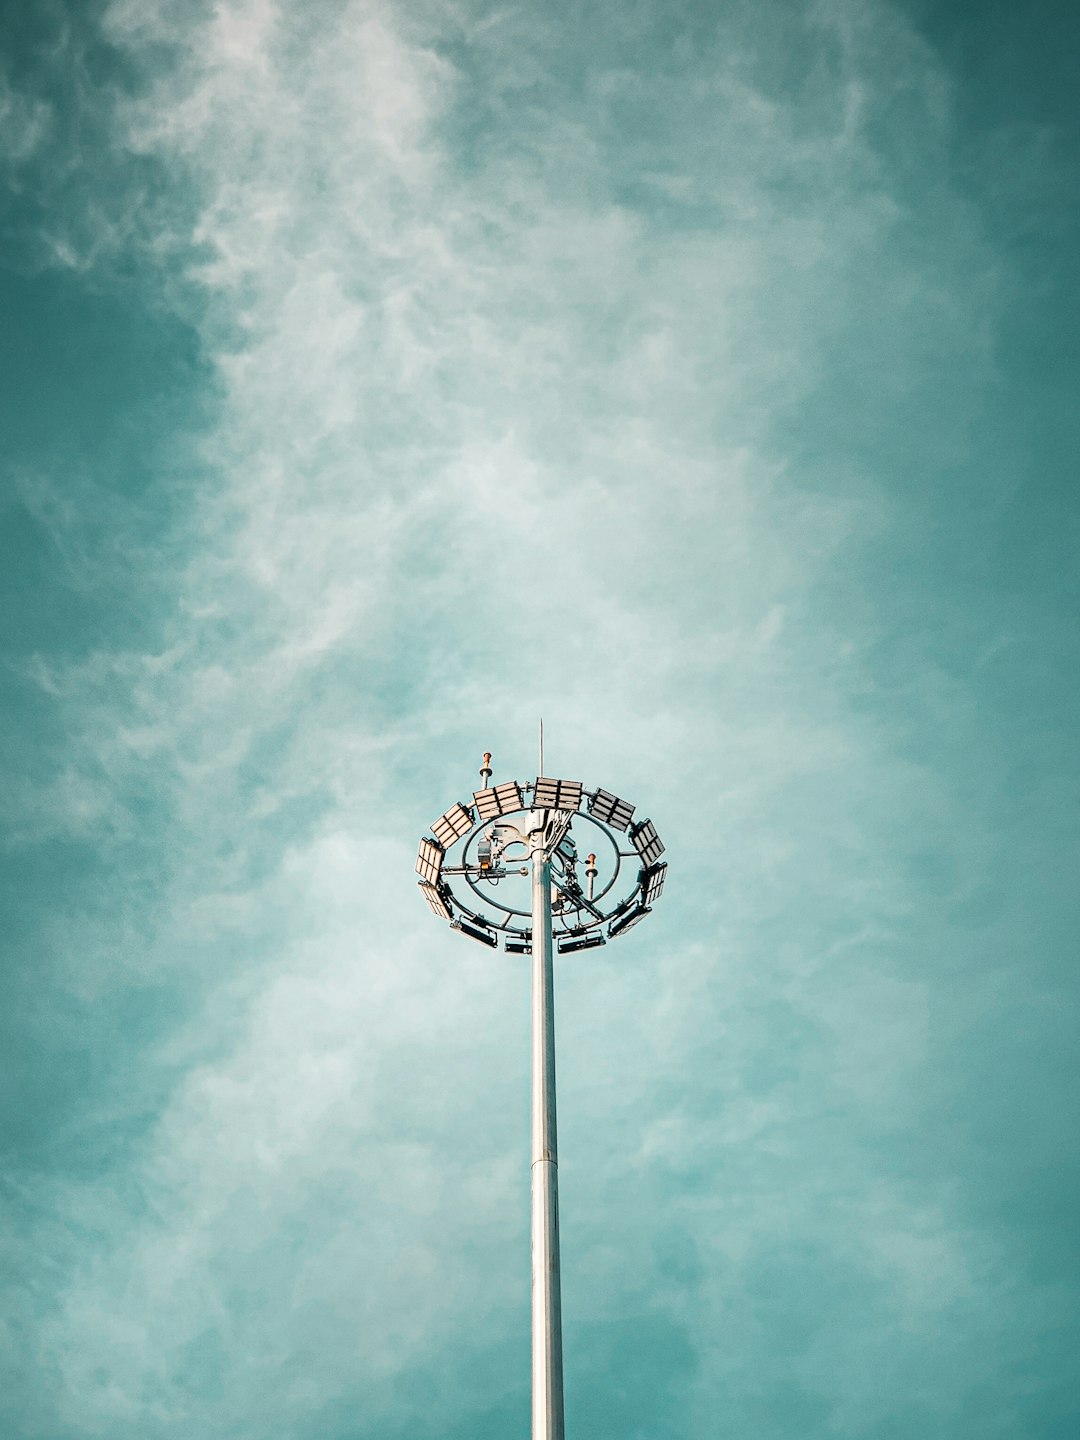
[2,0,1078,1436]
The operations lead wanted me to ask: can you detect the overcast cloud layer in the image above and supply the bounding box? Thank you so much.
[2,1,1078,1437]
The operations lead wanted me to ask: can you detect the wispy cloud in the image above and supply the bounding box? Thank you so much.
[3,1,1076,1437]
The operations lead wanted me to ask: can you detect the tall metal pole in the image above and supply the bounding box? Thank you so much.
[531,836,565,1440]
[419,751,667,1437]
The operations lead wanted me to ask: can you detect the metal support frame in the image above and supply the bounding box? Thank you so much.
[530,837,564,1440]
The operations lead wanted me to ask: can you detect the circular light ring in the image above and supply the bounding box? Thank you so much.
[416,780,667,949]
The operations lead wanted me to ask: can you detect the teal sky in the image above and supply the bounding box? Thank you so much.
[2,1,1078,1436]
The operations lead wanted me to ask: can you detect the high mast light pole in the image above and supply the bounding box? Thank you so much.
[415,746,669,1439]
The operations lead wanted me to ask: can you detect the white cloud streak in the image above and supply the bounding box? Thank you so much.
[6,1,1044,1436]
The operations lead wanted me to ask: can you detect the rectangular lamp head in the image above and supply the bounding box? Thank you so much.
[415,836,444,885]
[418,881,453,920]
[588,788,635,831]
[533,777,583,811]
[557,932,607,954]
[630,818,665,867]
[473,781,523,821]
[641,861,668,906]
[505,936,532,954]
[431,802,474,847]
[608,904,650,939]
[455,919,498,948]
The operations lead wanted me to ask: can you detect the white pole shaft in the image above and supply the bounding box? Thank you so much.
[531,846,565,1440]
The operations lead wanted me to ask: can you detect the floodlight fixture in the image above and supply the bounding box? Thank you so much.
[533,776,583,811]
[588,787,635,831]
[455,918,498,948]
[641,861,668,906]
[415,836,444,885]
[630,818,665,867]
[557,932,606,954]
[415,746,668,1440]
[609,903,650,939]
[473,780,524,821]
[419,880,454,921]
[432,801,474,847]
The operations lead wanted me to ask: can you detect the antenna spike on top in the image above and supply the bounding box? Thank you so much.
[539,717,544,777]
[479,751,492,787]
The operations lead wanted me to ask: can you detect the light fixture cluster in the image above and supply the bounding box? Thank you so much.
[416,763,667,953]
